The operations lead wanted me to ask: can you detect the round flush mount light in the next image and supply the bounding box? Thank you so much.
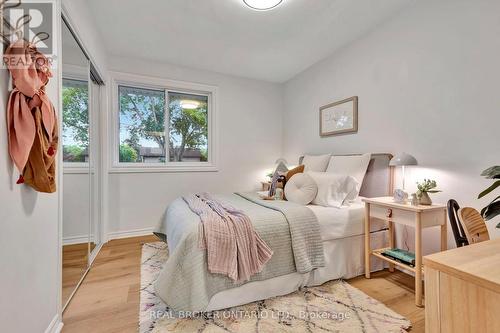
[243,0,283,11]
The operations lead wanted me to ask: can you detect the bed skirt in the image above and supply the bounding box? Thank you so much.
[205,229,388,311]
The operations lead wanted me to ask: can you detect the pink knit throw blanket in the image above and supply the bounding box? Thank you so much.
[183,193,273,282]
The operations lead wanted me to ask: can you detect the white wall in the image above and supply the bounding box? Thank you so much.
[106,57,283,235]
[0,2,62,332]
[282,0,500,254]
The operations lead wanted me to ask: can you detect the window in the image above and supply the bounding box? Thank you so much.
[119,86,166,163]
[62,78,89,163]
[112,73,217,172]
[168,92,208,162]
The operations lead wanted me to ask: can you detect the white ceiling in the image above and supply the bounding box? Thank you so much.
[87,0,412,82]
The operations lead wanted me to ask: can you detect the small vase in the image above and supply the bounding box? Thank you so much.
[419,192,432,205]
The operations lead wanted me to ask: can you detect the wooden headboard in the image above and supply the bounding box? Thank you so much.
[298,153,394,198]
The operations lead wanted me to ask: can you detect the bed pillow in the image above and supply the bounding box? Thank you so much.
[285,164,305,182]
[326,153,371,185]
[284,173,318,205]
[307,172,360,207]
[302,154,331,172]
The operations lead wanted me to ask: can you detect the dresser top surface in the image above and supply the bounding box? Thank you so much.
[424,238,500,293]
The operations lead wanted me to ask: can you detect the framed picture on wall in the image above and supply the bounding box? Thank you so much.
[319,96,358,137]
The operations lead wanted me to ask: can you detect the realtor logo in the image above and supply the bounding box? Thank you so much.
[2,0,55,55]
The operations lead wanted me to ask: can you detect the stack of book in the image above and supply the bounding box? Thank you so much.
[381,248,415,267]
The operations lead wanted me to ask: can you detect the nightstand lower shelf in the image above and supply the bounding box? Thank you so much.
[371,248,423,274]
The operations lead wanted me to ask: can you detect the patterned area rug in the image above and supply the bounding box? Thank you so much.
[140,242,411,333]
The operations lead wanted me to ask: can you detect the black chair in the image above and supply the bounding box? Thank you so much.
[447,199,469,247]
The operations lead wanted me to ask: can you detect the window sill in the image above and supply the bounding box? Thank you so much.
[63,166,90,174]
[108,164,218,174]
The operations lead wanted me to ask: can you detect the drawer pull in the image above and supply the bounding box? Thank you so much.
[386,209,393,218]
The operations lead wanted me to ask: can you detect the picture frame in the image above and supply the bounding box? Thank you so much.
[319,96,358,137]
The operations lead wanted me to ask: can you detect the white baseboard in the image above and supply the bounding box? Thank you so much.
[45,314,63,333]
[63,234,96,245]
[107,227,154,241]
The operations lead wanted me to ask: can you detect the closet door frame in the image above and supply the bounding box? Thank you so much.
[60,5,106,312]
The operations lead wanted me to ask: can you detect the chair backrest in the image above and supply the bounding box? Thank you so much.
[447,199,469,247]
[458,207,490,244]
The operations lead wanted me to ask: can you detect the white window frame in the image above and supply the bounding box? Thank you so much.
[62,68,91,174]
[109,71,218,173]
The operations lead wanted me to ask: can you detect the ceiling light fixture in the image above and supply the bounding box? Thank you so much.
[180,100,200,109]
[243,0,283,11]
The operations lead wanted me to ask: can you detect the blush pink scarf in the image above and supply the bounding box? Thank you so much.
[5,39,56,175]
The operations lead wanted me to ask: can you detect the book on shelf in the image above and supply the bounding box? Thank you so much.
[381,248,415,267]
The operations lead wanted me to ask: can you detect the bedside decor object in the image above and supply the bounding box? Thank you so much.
[393,189,409,203]
[389,152,418,203]
[268,171,280,197]
[274,188,283,200]
[416,179,441,205]
[478,165,500,227]
[274,158,288,174]
[411,193,419,206]
[319,96,358,137]
[363,196,447,307]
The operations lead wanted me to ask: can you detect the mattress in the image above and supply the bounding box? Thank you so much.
[307,198,387,241]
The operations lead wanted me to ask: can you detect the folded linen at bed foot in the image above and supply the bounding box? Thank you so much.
[183,192,273,282]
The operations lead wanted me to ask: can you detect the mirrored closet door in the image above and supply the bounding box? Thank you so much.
[61,16,103,309]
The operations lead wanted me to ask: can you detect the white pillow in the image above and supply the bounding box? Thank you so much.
[302,154,331,172]
[284,173,318,205]
[326,153,371,185]
[307,172,360,207]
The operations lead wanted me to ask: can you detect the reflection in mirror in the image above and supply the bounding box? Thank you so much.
[61,17,90,308]
[89,79,101,255]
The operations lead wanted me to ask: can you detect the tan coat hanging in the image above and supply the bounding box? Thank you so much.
[4,39,58,193]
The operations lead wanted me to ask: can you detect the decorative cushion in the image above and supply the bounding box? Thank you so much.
[302,154,331,172]
[284,173,318,205]
[285,165,305,182]
[326,153,371,185]
[307,172,360,207]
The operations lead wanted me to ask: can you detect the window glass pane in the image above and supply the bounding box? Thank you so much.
[62,78,89,163]
[119,86,166,163]
[168,92,209,162]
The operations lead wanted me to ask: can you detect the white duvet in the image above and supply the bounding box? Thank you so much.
[307,198,387,241]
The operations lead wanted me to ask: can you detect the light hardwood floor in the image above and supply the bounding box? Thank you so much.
[62,235,424,332]
[62,243,89,305]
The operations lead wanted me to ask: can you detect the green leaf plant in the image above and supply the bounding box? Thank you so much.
[478,166,500,227]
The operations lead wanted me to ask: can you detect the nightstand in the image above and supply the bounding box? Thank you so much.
[362,196,447,307]
[261,181,284,191]
[261,181,271,191]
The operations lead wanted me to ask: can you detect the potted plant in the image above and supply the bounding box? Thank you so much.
[478,166,500,228]
[416,179,441,205]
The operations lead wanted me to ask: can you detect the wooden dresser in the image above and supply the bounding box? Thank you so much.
[423,238,500,333]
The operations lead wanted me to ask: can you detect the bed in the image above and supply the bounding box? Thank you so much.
[154,153,393,312]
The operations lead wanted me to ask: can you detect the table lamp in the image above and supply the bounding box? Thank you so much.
[274,158,288,174]
[389,152,418,202]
